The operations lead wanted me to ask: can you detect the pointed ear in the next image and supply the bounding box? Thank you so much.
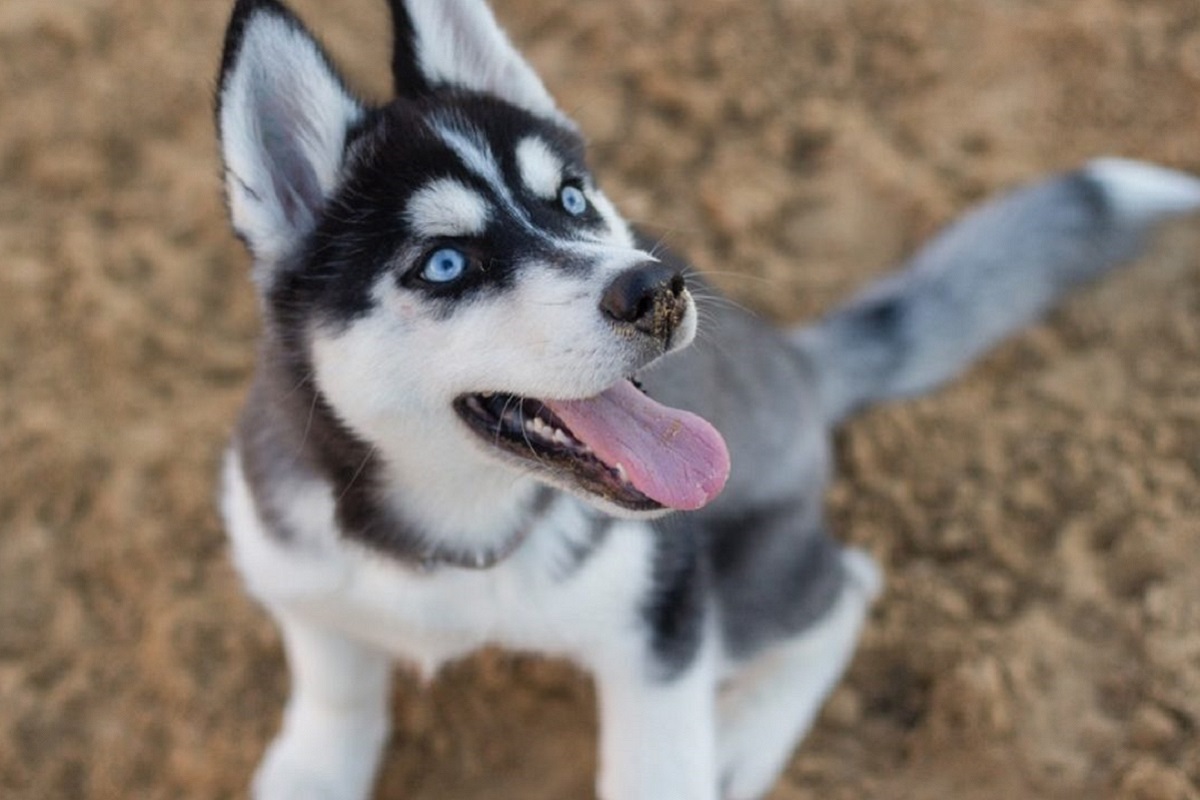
[217,0,364,273]
[387,0,567,123]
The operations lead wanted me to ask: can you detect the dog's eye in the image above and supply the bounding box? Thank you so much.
[559,184,588,216]
[421,247,468,283]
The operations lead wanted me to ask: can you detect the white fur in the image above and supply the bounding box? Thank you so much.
[406,178,492,238]
[252,614,392,800]
[586,187,637,248]
[1085,157,1200,223]
[226,449,658,664]
[402,0,566,123]
[219,12,362,268]
[222,451,349,602]
[515,136,564,199]
[595,640,720,800]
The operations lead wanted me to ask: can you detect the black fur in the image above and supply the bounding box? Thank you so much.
[385,0,432,98]
[643,515,708,679]
[706,506,845,658]
[641,502,848,672]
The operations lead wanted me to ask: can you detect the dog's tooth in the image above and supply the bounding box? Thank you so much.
[552,429,572,446]
[614,463,628,483]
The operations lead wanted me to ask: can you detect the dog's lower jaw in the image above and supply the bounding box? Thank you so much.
[563,489,676,522]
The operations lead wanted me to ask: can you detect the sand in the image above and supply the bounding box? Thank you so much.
[1,0,1198,797]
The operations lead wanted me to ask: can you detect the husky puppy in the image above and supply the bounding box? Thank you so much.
[215,1,1200,797]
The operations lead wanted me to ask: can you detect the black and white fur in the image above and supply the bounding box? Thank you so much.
[214,1,1200,798]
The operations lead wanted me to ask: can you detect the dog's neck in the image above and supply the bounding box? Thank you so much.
[369,412,550,561]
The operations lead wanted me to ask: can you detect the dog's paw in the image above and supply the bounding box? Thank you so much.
[254,760,349,800]
[252,726,385,800]
[718,739,785,800]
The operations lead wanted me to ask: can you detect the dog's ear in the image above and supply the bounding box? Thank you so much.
[217,0,364,274]
[387,0,567,124]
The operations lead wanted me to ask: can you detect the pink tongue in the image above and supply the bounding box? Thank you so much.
[542,381,730,511]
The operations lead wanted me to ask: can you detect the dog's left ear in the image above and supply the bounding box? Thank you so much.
[217,0,364,274]
[387,0,569,125]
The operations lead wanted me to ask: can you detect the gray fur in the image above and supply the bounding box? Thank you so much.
[638,238,839,662]
[793,159,1200,424]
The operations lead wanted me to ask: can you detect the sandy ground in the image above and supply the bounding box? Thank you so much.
[2,0,1200,797]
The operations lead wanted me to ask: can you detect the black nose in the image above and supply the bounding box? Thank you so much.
[600,262,687,338]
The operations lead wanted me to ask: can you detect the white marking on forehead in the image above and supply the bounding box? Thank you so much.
[434,122,504,191]
[434,119,537,231]
[406,178,491,238]
[431,117,634,249]
[515,137,563,199]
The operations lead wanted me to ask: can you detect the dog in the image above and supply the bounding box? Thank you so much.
[214,1,1200,797]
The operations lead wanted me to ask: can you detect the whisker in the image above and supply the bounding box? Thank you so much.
[296,389,319,458]
[283,370,315,400]
[495,395,518,450]
[692,269,786,286]
[338,445,377,502]
[690,290,760,318]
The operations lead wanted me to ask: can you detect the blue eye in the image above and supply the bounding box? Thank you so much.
[421,247,468,283]
[559,184,588,216]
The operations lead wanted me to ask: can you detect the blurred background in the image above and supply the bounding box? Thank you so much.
[2,0,1199,797]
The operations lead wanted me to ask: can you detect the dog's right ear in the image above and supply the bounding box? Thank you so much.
[217,0,364,275]
[386,0,567,124]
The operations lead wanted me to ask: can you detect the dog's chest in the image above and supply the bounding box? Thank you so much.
[315,514,653,671]
[226,459,657,673]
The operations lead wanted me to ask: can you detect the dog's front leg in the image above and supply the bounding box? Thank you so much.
[254,611,393,800]
[593,647,719,800]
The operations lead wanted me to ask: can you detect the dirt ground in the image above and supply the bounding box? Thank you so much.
[3,0,1199,797]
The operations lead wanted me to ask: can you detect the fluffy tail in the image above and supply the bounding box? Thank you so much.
[791,158,1200,424]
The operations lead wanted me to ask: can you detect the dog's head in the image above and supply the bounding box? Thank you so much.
[217,0,728,517]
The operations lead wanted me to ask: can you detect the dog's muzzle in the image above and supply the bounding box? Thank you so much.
[600,262,688,343]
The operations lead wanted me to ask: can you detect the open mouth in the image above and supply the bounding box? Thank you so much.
[453,379,730,512]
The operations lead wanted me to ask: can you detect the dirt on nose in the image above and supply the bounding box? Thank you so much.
[651,288,686,340]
